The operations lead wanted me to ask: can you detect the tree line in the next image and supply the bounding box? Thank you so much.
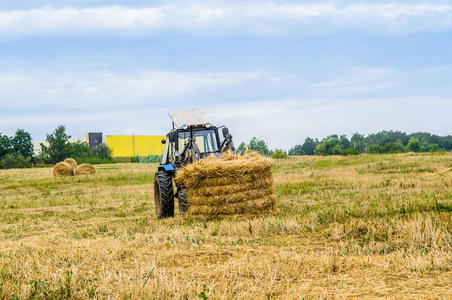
[289,131,452,156]
[0,125,112,169]
[2,128,451,168]
[237,138,288,159]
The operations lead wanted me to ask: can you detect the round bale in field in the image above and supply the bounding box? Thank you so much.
[75,163,96,175]
[53,162,75,177]
[64,158,78,169]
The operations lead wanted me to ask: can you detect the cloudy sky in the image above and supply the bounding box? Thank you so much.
[0,0,451,149]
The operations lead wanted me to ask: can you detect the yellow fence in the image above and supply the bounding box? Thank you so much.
[106,135,166,157]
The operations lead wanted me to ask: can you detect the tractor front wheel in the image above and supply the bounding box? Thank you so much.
[154,171,174,218]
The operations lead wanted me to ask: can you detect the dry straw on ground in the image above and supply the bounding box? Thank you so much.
[75,163,96,175]
[53,162,74,177]
[176,151,276,215]
[0,154,451,298]
[63,158,78,169]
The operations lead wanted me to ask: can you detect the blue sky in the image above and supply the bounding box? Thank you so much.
[0,1,451,149]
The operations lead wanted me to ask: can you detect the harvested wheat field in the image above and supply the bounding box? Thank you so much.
[0,153,451,298]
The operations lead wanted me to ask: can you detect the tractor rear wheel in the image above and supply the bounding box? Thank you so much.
[177,188,189,215]
[154,171,174,218]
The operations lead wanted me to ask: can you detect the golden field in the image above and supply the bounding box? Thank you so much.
[0,153,451,299]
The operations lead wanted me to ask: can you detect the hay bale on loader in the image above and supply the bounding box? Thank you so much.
[53,162,75,177]
[176,151,276,216]
[75,163,96,175]
[63,158,78,169]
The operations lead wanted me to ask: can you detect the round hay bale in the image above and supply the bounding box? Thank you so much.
[53,162,75,177]
[64,158,78,169]
[75,163,96,175]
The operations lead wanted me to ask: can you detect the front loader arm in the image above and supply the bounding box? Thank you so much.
[220,134,235,153]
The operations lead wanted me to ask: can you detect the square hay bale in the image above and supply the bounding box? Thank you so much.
[176,151,276,216]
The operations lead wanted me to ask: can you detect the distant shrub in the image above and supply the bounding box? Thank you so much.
[76,157,114,165]
[427,143,441,153]
[383,142,406,154]
[236,142,246,155]
[112,157,134,163]
[0,154,32,169]
[343,147,359,156]
[248,137,271,156]
[113,155,162,163]
[68,142,113,164]
[289,137,318,155]
[271,149,288,159]
[315,138,343,156]
[137,155,163,163]
[39,126,113,165]
[366,144,382,154]
[408,137,421,152]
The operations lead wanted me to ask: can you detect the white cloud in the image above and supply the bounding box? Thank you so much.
[0,69,260,109]
[1,65,451,148]
[208,97,452,149]
[0,2,451,37]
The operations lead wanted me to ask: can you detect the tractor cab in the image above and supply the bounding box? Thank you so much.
[160,109,233,167]
[154,109,235,218]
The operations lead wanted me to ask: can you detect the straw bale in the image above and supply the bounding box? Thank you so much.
[53,162,75,177]
[75,163,96,175]
[177,152,273,187]
[64,158,78,169]
[184,173,272,188]
[188,196,276,216]
[189,188,273,206]
[192,178,273,198]
[176,151,276,216]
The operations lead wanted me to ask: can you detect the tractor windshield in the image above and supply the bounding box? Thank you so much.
[178,129,219,153]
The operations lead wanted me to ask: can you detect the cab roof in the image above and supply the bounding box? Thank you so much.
[169,109,210,129]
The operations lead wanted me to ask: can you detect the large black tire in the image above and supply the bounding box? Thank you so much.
[177,187,190,215]
[154,171,174,218]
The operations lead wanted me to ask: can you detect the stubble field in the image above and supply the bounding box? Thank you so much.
[0,153,451,299]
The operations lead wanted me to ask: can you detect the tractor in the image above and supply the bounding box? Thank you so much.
[154,109,235,218]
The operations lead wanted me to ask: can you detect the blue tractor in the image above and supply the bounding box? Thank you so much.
[154,109,235,218]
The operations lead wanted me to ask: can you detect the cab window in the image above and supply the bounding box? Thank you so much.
[178,130,218,153]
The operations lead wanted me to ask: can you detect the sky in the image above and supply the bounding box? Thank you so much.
[0,0,451,150]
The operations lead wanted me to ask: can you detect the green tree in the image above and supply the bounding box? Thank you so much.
[427,143,441,152]
[248,137,270,156]
[289,137,318,155]
[383,142,405,154]
[408,137,421,152]
[343,147,359,155]
[366,144,382,154]
[40,125,72,164]
[11,129,34,159]
[339,135,351,150]
[236,142,246,155]
[68,141,91,159]
[300,137,317,155]
[271,149,288,159]
[288,144,302,155]
[0,154,32,169]
[91,143,112,159]
[351,133,365,153]
[0,133,12,158]
[315,138,342,155]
